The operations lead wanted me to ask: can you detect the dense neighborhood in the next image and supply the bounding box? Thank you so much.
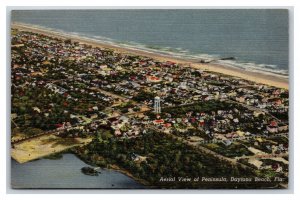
[11,28,289,188]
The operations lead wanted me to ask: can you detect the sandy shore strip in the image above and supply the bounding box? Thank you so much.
[11,134,92,163]
[11,23,288,89]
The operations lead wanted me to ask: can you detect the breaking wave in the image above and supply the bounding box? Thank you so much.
[13,22,289,78]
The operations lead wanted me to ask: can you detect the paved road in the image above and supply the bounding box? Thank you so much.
[198,132,288,144]
[90,87,129,101]
[235,153,289,160]
[11,119,19,128]
[11,125,77,145]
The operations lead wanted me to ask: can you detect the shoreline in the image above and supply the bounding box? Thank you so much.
[11,22,288,89]
[108,164,151,187]
[72,149,151,187]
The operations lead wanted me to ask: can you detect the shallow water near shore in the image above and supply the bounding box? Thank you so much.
[11,153,144,189]
[11,9,289,77]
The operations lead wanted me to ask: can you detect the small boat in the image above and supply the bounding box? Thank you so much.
[81,166,101,176]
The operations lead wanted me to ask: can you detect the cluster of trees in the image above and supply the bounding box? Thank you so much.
[270,110,288,122]
[59,128,88,138]
[115,101,135,113]
[76,130,272,188]
[172,129,211,140]
[12,86,74,130]
[204,142,254,158]
[133,91,156,102]
[12,77,110,133]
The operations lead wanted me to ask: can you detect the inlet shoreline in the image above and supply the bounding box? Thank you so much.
[11,23,288,89]
[72,149,151,187]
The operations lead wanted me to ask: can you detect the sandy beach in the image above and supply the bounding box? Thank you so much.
[11,23,289,89]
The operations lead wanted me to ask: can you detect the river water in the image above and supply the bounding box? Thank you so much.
[11,153,144,189]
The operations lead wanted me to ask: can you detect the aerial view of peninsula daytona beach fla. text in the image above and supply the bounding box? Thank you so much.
[10,9,289,189]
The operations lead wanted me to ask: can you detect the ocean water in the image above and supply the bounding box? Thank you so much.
[11,9,289,77]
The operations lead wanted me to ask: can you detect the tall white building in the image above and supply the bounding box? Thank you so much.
[179,81,187,89]
[154,96,161,113]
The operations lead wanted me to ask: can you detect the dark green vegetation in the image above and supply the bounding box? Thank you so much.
[203,142,254,158]
[75,131,280,188]
[133,91,156,102]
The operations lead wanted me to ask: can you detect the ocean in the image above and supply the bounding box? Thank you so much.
[11,9,289,77]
